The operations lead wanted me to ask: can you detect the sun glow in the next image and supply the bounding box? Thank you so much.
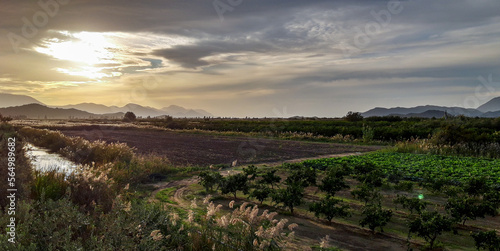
[35,31,119,79]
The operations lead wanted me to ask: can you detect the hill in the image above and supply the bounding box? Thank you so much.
[56,103,213,118]
[362,105,483,118]
[477,97,500,113]
[0,93,43,108]
[0,104,123,119]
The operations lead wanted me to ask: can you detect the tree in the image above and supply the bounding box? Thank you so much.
[271,183,304,215]
[242,165,258,181]
[123,111,137,122]
[446,196,497,225]
[249,185,272,204]
[394,195,429,214]
[259,169,281,188]
[471,231,500,251]
[309,196,350,222]
[220,173,248,199]
[318,167,350,197]
[408,211,453,249]
[198,171,223,193]
[285,166,316,188]
[344,111,363,122]
[351,183,381,206]
[359,203,392,233]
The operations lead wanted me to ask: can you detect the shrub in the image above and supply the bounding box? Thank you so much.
[471,230,500,251]
[122,112,137,122]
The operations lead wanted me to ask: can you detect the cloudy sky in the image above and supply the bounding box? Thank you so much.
[1,0,499,117]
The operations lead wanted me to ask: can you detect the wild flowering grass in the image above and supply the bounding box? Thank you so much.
[19,127,135,165]
[18,126,183,186]
[185,198,297,250]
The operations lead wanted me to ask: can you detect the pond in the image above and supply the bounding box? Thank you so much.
[24,143,80,175]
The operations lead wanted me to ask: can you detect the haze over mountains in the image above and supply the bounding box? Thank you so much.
[0,93,213,119]
[362,97,500,118]
[2,93,500,119]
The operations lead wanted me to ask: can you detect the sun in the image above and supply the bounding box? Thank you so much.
[35,31,119,79]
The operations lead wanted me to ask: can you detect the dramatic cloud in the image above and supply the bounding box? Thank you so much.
[1,0,499,116]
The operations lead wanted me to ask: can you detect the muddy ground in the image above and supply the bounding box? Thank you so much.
[58,127,382,166]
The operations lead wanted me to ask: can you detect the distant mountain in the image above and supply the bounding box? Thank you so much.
[56,103,213,118]
[481,110,500,118]
[362,105,484,118]
[477,97,500,113]
[0,104,123,119]
[390,110,449,118]
[161,105,212,117]
[57,103,122,114]
[0,93,43,108]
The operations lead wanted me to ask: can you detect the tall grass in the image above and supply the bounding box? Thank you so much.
[19,127,134,165]
[0,123,32,209]
[394,138,500,159]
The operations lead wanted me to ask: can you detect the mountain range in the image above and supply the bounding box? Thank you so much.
[362,97,500,118]
[0,93,213,119]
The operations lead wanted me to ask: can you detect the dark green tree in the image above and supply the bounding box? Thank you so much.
[220,173,248,199]
[344,111,363,122]
[309,196,350,222]
[249,185,272,204]
[271,183,304,215]
[351,183,382,206]
[259,169,281,188]
[408,211,453,249]
[198,171,223,193]
[471,230,500,251]
[318,167,350,197]
[394,195,429,214]
[359,203,393,233]
[122,111,137,122]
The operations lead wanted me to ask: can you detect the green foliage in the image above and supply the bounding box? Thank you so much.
[155,187,177,204]
[309,196,350,222]
[248,185,272,204]
[300,152,500,185]
[285,166,316,188]
[445,196,497,225]
[259,169,281,188]
[471,231,500,251]
[351,183,381,206]
[198,171,223,193]
[408,211,454,249]
[393,195,429,214]
[271,183,304,215]
[220,173,249,198]
[393,181,414,192]
[318,166,350,197]
[242,165,258,180]
[30,171,68,201]
[344,111,363,122]
[362,124,374,143]
[359,203,392,233]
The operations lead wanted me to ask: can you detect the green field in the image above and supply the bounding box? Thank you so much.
[301,152,500,184]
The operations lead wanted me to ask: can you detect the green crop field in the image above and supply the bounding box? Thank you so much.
[301,152,500,185]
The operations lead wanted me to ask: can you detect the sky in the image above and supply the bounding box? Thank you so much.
[0,0,500,117]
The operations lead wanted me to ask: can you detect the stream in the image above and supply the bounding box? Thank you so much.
[24,143,80,175]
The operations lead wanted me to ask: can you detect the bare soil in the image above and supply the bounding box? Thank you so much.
[58,127,382,166]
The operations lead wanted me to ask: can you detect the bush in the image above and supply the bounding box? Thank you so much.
[122,112,137,122]
[471,230,500,251]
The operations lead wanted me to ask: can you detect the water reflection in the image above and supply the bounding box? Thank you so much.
[24,143,80,175]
